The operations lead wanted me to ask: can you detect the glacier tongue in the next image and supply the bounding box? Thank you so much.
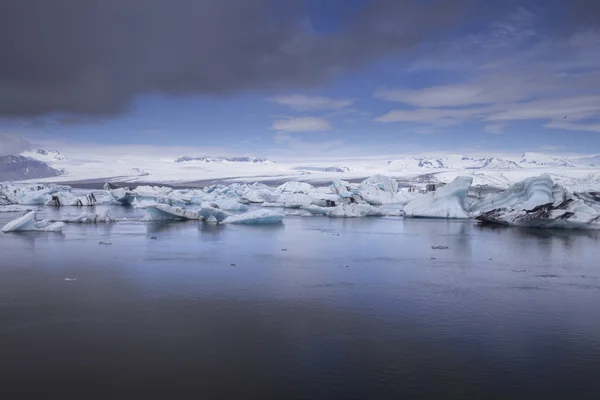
[404,176,473,219]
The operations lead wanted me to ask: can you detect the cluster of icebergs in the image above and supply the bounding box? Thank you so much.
[3,173,600,232]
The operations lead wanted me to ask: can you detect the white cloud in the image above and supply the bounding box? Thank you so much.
[268,94,353,111]
[271,117,332,132]
[374,19,600,135]
[0,133,33,155]
[484,123,505,134]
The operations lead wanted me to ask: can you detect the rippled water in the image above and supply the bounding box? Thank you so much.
[1,206,600,398]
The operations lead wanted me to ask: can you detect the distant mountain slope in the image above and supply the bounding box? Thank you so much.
[175,156,271,164]
[0,155,63,181]
[519,152,575,168]
[21,149,67,163]
[386,155,520,171]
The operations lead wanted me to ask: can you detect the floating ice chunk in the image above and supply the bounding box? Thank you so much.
[223,209,284,224]
[404,176,473,219]
[357,187,397,205]
[360,175,398,194]
[59,209,115,223]
[262,202,285,207]
[109,188,137,205]
[210,198,248,211]
[198,206,231,222]
[277,181,315,194]
[470,175,554,214]
[393,188,421,205]
[328,204,385,218]
[279,193,313,208]
[330,179,355,198]
[1,211,65,232]
[477,196,600,229]
[47,192,97,207]
[242,188,279,203]
[300,204,330,215]
[142,204,200,220]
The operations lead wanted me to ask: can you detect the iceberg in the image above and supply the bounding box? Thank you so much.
[470,175,554,214]
[476,195,600,229]
[300,204,330,215]
[209,198,248,211]
[223,209,284,225]
[328,204,386,218]
[142,204,201,220]
[330,179,355,198]
[1,211,66,233]
[59,209,115,223]
[278,193,313,208]
[404,176,473,219]
[277,181,315,194]
[198,206,231,222]
[361,174,399,194]
[109,188,137,205]
[242,188,279,203]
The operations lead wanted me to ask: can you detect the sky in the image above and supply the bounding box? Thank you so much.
[1,0,600,160]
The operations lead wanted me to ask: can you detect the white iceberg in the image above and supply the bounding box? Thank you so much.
[223,209,284,225]
[361,174,398,194]
[242,188,279,203]
[2,211,66,233]
[277,181,315,194]
[300,204,330,215]
[393,188,421,205]
[209,198,248,211]
[198,206,231,222]
[262,202,285,207]
[142,204,201,220]
[330,179,355,198]
[476,192,600,229]
[404,176,473,219]
[109,188,137,205]
[470,174,554,214]
[328,203,386,218]
[278,193,313,208]
[59,209,115,223]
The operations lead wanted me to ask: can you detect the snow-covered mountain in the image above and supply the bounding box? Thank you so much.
[519,152,575,168]
[293,166,352,173]
[0,155,63,181]
[175,156,272,164]
[21,149,67,163]
[386,155,520,171]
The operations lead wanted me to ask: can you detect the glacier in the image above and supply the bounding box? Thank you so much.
[2,211,66,233]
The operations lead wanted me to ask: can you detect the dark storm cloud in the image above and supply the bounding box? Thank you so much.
[0,0,475,117]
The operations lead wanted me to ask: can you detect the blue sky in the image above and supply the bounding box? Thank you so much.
[1,0,599,160]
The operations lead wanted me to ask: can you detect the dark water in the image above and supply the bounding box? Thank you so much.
[1,206,600,399]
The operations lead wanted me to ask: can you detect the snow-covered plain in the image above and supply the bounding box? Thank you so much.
[15,149,600,193]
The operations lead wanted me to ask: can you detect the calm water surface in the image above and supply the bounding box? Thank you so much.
[1,206,600,399]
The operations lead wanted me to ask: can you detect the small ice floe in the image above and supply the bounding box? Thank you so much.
[64,278,77,281]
